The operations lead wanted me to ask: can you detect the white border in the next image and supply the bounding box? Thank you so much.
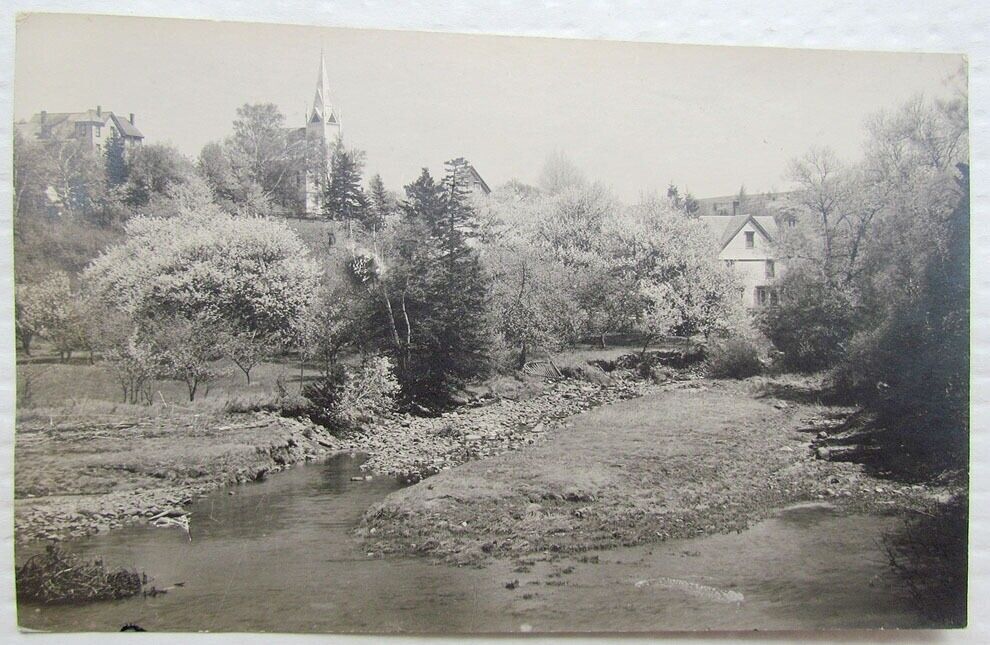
[0,2,987,644]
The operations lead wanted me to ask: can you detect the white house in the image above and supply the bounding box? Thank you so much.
[699,213,780,308]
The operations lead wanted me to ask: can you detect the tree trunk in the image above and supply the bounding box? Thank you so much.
[640,334,654,359]
[517,342,528,370]
[21,333,32,356]
[599,333,607,350]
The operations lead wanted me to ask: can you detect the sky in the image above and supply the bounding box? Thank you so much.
[14,13,965,201]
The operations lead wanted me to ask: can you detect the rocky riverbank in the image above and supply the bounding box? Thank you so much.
[15,374,658,545]
[14,413,347,544]
[346,378,659,482]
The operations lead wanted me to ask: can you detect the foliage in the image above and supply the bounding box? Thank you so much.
[883,496,968,626]
[16,544,146,605]
[366,173,395,233]
[359,163,492,407]
[611,198,739,346]
[337,356,401,422]
[143,315,225,401]
[302,364,347,428]
[666,183,700,216]
[86,312,158,404]
[84,208,320,347]
[198,104,305,213]
[758,268,856,372]
[218,328,269,385]
[706,337,763,379]
[537,151,586,195]
[322,139,369,227]
[772,90,968,474]
[13,130,50,219]
[301,287,361,376]
[103,128,128,188]
[831,165,969,466]
[303,357,399,430]
[123,143,197,208]
[14,272,88,360]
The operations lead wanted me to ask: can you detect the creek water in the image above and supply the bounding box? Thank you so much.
[18,454,924,633]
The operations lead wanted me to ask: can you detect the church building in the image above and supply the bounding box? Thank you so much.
[287,53,490,217]
[288,51,342,216]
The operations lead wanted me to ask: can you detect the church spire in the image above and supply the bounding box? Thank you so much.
[310,49,337,125]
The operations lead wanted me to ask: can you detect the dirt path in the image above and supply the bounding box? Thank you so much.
[360,379,944,565]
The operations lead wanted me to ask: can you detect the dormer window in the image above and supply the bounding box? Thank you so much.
[745,231,755,249]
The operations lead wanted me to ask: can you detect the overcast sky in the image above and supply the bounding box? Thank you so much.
[14,13,964,201]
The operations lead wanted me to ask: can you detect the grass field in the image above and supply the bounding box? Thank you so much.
[16,334,679,417]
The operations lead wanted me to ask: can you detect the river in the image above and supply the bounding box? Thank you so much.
[18,453,924,633]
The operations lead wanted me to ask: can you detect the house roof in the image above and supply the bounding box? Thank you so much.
[17,109,144,140]
[467,165,491,194]
[109,113,144,138]
[699,213,776,251]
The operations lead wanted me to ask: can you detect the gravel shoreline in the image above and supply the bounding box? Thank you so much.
[15,376,660,546]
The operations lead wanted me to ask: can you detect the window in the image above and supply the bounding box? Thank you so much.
[766,260,775,279]
[94,126,101,138]
[745,231,755,249]
[755,287,779,307]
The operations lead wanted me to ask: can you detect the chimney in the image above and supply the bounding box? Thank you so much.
[97,105,102,117]
[129,113,135,125]
[732,200,739,216]
[40,110,47,123]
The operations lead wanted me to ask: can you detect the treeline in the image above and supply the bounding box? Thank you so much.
[14,104,746,418]
[761,90,969,472]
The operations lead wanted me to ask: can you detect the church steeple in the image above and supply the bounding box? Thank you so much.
[310,49,338,126]
[302,50,342,216]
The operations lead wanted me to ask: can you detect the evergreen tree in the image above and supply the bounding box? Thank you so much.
[365,173,393,233]
[372,163,491,407]
[104,129,128,188]
[683,191,700,216]
[322,139,368,228]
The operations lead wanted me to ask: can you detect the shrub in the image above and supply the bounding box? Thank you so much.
[337,356,401,423]
[303,364,347,429]
[555,357,613,385]
[16,544,147,604]
[304,357,399,431]
[758,270,856,372]
[706,337,763,379]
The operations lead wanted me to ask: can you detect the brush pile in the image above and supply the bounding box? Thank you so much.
[16,544,146,604]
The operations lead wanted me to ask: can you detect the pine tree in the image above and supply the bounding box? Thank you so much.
[683,191,700,216]
[322,139,368,228]
[365,173,393,233]
[104,129,128,188]
[374,163,491,407]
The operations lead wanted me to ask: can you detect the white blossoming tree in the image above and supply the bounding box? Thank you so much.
[84,206,320,399]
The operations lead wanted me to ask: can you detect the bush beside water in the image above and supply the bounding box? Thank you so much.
[16,544,147,604]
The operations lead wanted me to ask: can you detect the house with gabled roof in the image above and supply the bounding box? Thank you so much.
[699,212,781,308]
[16,106,144,153]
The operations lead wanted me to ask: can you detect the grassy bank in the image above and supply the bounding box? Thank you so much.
[360,378,953,565]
